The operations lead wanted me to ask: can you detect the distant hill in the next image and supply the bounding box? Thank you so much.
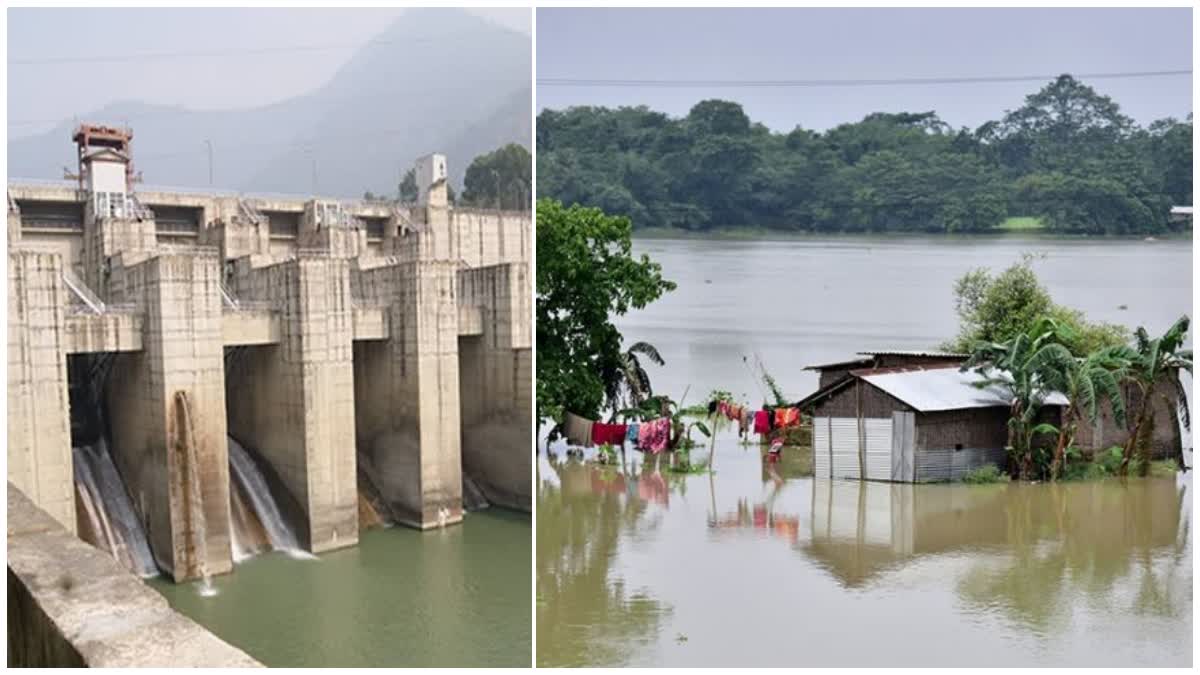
[7,8,531,198]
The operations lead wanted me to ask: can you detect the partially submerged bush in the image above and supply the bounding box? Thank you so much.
[1059,446,1179,481]
[962,464,1006,484]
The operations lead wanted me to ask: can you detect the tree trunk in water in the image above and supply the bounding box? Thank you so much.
[1136,408,1156,477]
[1120,384,1149,477]
[1007,400,1021,479]
[1050,405,1074,481]
[1120,414,1146,477]
[1050,429,1068,482]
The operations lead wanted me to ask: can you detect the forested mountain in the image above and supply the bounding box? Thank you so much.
[538,75,1192,234]
[9,8,531,197]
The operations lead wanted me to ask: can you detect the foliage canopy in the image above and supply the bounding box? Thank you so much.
[536,199,676,425]
[538,76,1192,234]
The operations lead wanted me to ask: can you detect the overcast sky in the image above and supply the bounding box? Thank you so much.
[537,7,1192,131]
[7,7,530,139]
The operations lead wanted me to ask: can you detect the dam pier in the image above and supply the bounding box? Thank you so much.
[8,124,531,583]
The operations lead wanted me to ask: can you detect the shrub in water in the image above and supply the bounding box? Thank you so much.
[962,464,1006,484]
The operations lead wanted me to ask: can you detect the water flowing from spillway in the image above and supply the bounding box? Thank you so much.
[72,441,158,577]
[228,437,311,560]
[463,473,490,512]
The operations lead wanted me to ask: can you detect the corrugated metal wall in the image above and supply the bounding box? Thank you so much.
[863,418,892,480]
[830,418,860,479]
[813,416,830,478]
[914,446,1005,482]
[816,412,1004,483]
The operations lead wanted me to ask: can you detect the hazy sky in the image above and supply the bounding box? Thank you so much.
[537,8,1192,131]
[7,7,530,139]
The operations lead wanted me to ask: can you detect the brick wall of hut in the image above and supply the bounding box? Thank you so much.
[817,365,862,390]
[1073,370,1185,460]
[915,408,1010,453]
[807,380,914,418]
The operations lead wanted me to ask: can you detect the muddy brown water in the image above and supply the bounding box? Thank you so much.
[536,235,1192,667]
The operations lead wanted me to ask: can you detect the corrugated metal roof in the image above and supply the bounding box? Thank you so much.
[802,356,872,371]
[856,349,969,359]
[860,367,1068,412]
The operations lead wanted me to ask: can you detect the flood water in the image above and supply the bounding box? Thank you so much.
[536,235,1193,667]
[152,510,531,667]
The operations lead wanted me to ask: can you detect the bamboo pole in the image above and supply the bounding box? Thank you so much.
[706,412,719,472]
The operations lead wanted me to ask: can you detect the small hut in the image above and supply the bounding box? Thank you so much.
[799,365,1067,482]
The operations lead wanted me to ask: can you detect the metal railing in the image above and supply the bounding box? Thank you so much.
[237,198,267,227]
[219,280,275,313]
[61,268,139,316]
[62,267,106,314]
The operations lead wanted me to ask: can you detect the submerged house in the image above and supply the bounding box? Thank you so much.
[799,363,1068,482]
[804,350,1189,473]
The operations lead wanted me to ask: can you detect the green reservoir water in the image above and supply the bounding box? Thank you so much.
[151,509,531,667]
[536,235,1192,667]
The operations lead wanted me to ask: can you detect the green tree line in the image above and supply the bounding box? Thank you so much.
[538,75,1192,235]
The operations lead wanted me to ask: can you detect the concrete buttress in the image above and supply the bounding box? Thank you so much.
[8,251,74,532]
[104,252,233,582]
[353,260,463,528]
[226,254,359,552]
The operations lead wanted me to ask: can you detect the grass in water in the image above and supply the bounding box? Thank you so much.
[962,464,1007,484]
[996,216,1045,231]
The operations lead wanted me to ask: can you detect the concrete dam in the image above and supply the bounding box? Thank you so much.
[8,124,532,584]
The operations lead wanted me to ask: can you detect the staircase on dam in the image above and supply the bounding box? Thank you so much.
[8,128,532,582]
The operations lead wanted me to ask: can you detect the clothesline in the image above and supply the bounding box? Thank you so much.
[709,398,804,438]
[562,411,671,453]
[561,394,806,454]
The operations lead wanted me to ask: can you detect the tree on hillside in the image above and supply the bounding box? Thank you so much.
[536,200,676,428]
[462,143,531,210]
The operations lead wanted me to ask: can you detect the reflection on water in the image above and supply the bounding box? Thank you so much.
[537,454,671,667]
[537,440,1191,667]
[808,479,1189,631]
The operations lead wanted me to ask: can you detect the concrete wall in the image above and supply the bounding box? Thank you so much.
[8,251,74,532]
[10,183,531,270]
[105,253,233,582]
[15,230,84,276]
[353,260,463,528]
[7,484,261,667]
[226,255,358,552]
[457,263,532,511]
[7,177,531,571]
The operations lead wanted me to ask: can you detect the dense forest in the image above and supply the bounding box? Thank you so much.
[537,75,1192,235]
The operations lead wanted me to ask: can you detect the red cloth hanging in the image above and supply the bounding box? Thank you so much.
[753,410,770,434]
[591,423,628,446]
